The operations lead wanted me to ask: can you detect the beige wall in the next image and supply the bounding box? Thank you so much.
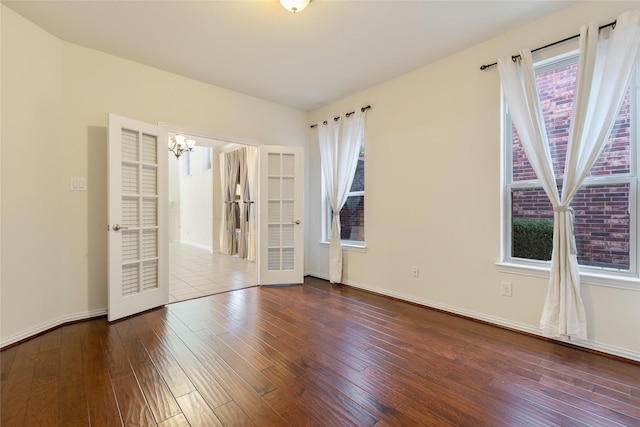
[178,147,214,251]
[306,1,640,361]
[0,5,307,345]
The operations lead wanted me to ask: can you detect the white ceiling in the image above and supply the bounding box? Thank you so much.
[3,0,577,111]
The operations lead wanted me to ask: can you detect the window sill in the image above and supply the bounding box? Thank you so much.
[496,262,640,291]
[319,241,367,253]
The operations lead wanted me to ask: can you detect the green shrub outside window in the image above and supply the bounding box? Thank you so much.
[512,218,554,261]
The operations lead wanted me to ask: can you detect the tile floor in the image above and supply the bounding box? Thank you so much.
[169,242,257,303]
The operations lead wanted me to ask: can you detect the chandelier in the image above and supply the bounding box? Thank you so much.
[168,134,195,158]
[279,0,311,13]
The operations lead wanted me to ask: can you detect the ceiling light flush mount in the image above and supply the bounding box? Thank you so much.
[168,134,196,158]
[279,0,311,13]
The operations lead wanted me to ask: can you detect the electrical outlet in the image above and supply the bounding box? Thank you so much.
[412,266,419,278]
[501,282,512,297]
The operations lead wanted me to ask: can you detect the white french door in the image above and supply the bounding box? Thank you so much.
[259,146,304,285]
[108,114,168,321]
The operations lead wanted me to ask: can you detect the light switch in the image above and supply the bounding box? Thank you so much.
[70,178,87,191]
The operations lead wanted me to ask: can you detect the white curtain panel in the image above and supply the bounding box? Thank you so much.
[218,152,229,255]
[246,146,259,262]
[318,110,367,283]
[498,9,640,340]
[238,148,249,259]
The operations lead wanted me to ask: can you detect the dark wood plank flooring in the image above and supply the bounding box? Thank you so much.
[2,276,639,426]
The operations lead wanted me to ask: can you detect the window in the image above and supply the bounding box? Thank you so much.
[202,147,212,171]
[324,138,365,245]
[503,52,638,278]
[182,150,192,177]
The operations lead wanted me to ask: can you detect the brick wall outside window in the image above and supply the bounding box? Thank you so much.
[339,158,364,241]
[511,62,632,269]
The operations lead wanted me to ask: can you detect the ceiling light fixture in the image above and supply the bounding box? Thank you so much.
[168,134,196,158]
[279,0,311,13]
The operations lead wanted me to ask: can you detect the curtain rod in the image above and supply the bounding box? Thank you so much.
[310,105,371,129]
[479,20,616,71]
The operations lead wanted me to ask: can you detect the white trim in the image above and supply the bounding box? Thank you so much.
[306,273,640,362]
[496,262,640,291]
[0,309,107,348]
[319,240,367,253]
[499,84,509,264]
[177,240,213,253]
[158,122,260,147]
[534,49,579,73]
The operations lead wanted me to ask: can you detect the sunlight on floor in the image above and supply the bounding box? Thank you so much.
[169,242,257,303]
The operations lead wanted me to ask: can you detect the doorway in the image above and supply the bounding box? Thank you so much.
[108,116,304,320]
[166,133,257,303]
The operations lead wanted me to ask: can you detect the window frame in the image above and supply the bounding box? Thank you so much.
[202,147,212,171]
[499,50,640,287]
[182,150,192,177]
[321,137,366,251]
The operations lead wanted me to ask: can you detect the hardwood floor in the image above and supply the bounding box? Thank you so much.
[2,277,639,426]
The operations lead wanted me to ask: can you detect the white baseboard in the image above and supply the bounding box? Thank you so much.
[305,273,640,362]
[176,240,213,252]
[0,308,107,348]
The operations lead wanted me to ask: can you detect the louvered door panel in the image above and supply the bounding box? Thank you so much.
[108,114,167,321]
[120,128,160,295]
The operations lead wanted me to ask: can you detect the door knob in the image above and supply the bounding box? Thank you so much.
[292,220,301,225]
[112,224,129,231]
